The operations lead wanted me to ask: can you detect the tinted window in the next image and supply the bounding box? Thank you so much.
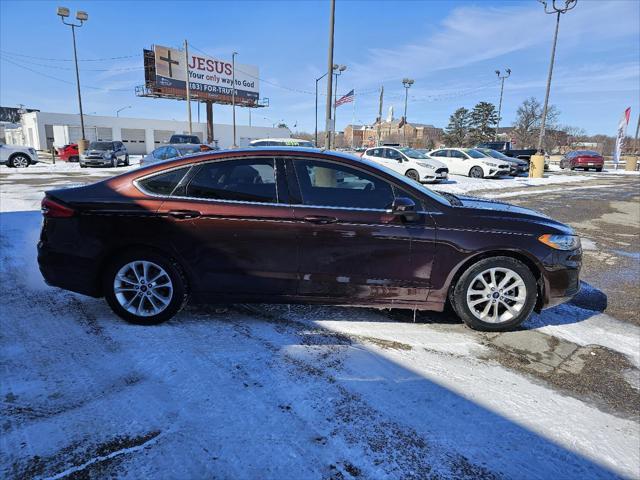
[431,150,446,157]
[138,167,190,196]
[184,159,277,203]
[165,147,179,159]
[466,149,487,159]
[368,148,383,158]
[385,149,403,160]
[450,150,466,159]
[294,159,394,210]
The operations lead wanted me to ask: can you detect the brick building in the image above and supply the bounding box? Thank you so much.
[344,119,443,149]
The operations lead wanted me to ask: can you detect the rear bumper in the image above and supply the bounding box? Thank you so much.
[37,242,102,297]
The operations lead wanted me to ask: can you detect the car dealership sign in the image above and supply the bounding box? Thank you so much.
[149,45,259,105]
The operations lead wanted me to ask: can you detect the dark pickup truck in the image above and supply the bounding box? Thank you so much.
[476,141,537,161]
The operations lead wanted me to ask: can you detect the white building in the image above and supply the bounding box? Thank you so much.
[15,111,290,153]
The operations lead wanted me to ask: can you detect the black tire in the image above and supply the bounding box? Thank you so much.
[405,169,420,182]
[595,167,602,172]
[70,156,79,162]
[450,256,537,332]
[10,154,30,168]
[469,166,484,178]
[103,250,189,325]
[124,155,130,166]
[80,164,87,168]
[111,156,117,168]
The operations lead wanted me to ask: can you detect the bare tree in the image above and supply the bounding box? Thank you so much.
[512,97,559,149]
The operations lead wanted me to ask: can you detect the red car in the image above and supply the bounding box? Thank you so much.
[560,150,604,172]
[57,143,79,162]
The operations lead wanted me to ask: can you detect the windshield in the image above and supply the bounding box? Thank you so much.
[480,148,509,160]
[466,149,488,159]
[176,145,201,155]
[398,147,428,159]
[88,142,112,150]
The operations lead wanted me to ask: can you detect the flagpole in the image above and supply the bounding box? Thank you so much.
[351,90,356,149]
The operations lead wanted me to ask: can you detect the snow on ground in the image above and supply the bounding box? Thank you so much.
[1,167,639,478]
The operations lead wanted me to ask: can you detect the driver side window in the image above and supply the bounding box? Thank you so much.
[450,150,466,159]
[385,149,402,161]
[293,159,395,210]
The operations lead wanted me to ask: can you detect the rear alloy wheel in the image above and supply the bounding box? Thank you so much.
[469,166,484,178]
[405,169,420,182]
[104,252,188,325]
[124,155,130,166]
[10,154,30,168]
[452,256,537,331]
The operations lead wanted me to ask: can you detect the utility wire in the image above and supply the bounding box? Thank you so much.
[0,54,141,72]
[0,49,141,62]
[0,56,134,92]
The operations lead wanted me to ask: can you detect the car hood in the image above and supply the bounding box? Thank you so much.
[452,194,574,235]
[416,157,447,169]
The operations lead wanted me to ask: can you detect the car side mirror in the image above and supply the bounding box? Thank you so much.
[390,197,418,221]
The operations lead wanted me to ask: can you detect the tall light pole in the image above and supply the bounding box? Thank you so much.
[536,0,577,153]
[116,105,131,117]
[402,78,414,146]
[57,6,88,152]
[332,64,347,146]
[324,0,335,150]
[184,40,192,135]
[231,51,238,147]
[495,68,511,140]
[315,71,329,146]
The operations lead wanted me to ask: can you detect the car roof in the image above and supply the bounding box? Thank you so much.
[250,138,311,142]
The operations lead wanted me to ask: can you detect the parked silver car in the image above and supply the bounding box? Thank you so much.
[80,141,129,168]
[140,143,211,167]
[0,143,37,168]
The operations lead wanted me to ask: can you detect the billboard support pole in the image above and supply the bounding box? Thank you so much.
[206,102,214,144]
[184,39,192,135]
[232,51,238,148]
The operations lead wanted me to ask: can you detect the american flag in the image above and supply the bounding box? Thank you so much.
[335,89,354,107]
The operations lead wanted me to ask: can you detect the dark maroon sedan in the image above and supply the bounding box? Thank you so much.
[38,148,582,331]
[560,150,604,171]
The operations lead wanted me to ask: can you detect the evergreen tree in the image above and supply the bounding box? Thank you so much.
[443,107,471,146]
[469,102,499,145]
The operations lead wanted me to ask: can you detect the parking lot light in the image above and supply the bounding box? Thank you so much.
[57,6,88,154]
[402,78,414,146]
[495,69,511,140]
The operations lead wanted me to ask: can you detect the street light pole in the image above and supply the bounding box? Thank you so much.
[402,78,414,146]
[332,65,346,147]
[324,0,335,150]
[232,51,238,147]
[116,105,131,117]
[57,7,88,151]
[536,0,577,153]
[184,39,192,135]
[315,71,328,146]
[495,68,511,140]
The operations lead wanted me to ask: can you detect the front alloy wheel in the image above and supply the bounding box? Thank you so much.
[104,252,188,324]
[405,169,420,182]
[469,166,484,178]
[451,256,537,331]
[10,155,30,168]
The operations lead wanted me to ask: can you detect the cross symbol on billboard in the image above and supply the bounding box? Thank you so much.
[159,49,179,77]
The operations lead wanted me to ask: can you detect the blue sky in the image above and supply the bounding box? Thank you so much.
[1,0,638,136]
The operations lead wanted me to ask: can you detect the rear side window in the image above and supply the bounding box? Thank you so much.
[138,167,190,196]
[183,159,277,203]
[294,159,394,210]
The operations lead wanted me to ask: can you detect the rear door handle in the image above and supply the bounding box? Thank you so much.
[303,215,338,225]
[168,210,201,220]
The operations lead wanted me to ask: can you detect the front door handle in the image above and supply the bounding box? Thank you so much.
[303,215,338,225]
[168,210,201,220]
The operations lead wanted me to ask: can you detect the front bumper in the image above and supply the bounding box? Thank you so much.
[80,156,111,167]
[540,248,582,310]
[423,168,449,183]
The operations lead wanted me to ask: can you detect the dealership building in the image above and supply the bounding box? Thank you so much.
[7,111,290,153]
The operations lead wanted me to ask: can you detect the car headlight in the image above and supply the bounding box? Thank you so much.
[538,234,581,250]
[417,162,435,169]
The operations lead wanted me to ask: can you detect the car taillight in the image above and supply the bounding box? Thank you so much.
[41,197,75,218]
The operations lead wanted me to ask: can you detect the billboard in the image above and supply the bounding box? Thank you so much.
[142,45,260,106]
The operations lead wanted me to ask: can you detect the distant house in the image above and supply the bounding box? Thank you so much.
[344,119,443,148]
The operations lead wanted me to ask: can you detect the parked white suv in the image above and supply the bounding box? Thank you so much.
[0,143,37,168]
[428,148,510,178]
[361,146,449,183]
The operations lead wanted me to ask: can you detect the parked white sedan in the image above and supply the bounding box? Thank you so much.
[361,146,449,183]
[428,148,510,178]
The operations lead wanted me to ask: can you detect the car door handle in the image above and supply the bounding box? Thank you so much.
[303,215,338,225]
[168,210,201,220]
